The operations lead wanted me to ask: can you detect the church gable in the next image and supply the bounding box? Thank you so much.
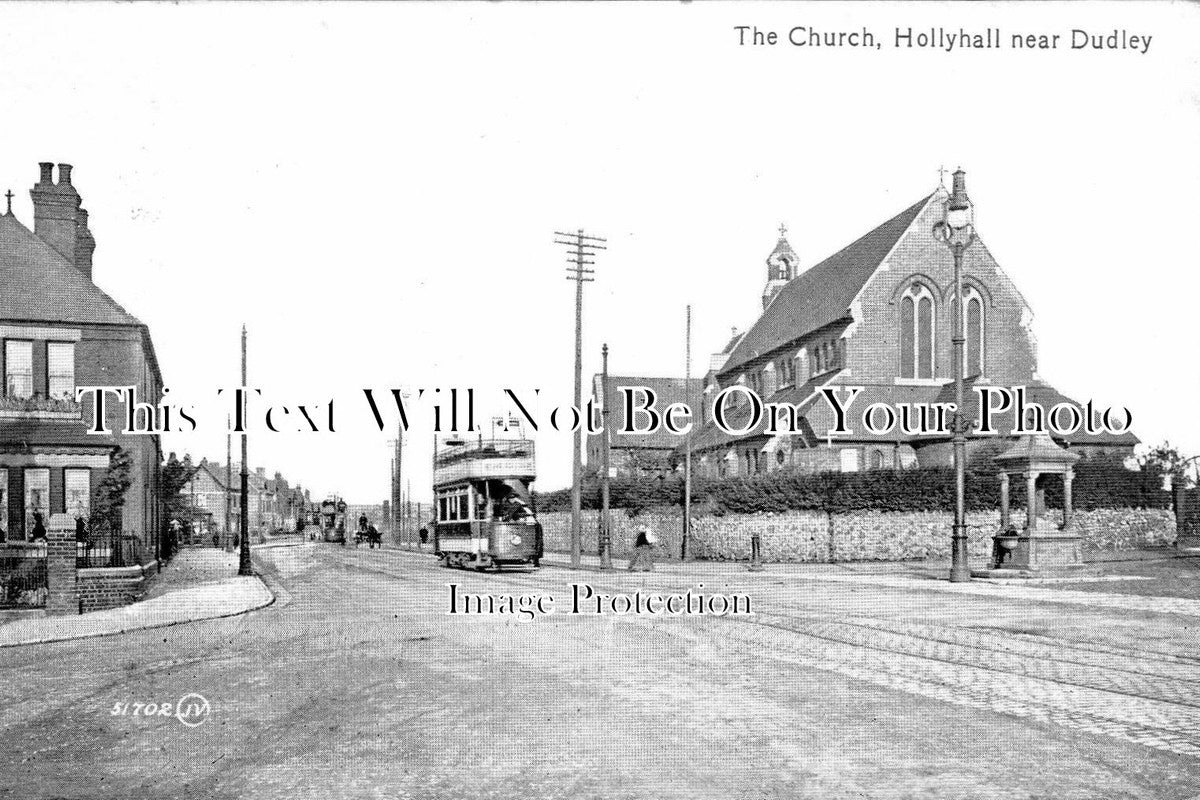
[844,189,1038,388]
[719,193,933,381]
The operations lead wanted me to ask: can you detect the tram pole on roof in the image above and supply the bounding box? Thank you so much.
[555,228,606,570]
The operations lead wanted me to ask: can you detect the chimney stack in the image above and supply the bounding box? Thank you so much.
[29,162,97,280]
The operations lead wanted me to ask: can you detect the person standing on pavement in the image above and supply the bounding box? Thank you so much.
[628,525,656,572]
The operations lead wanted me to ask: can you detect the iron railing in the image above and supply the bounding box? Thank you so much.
[0,546,48,607]
[76,532,145,569]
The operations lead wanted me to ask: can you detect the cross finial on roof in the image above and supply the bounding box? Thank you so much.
[4,190,12,215]
[937,165,949,190]
[778,222,787,238]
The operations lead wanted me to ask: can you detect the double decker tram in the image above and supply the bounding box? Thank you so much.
[433,434,542,571]
[319,497,348,544]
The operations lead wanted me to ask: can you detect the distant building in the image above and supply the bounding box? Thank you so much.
[179,459,310,536]
[587,375,704,478]
[0,163,164,556]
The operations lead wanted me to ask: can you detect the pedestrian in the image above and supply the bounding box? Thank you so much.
[367,522,381,549]
[628,525,656,572]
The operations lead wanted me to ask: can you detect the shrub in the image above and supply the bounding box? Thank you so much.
[534,453,1169,515]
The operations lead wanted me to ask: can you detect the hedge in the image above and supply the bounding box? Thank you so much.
[533,456,1169,515]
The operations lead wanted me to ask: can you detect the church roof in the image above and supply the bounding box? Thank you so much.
[0,212,142,327]
[769,233,797,263]
[722,193,936,377]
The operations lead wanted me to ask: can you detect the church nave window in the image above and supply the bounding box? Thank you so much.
[899,284,935,379]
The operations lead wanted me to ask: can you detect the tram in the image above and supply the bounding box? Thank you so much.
[432,433,542,570]
[319,497,348,544]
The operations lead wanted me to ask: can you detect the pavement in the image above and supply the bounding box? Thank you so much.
[0,541,1198,799]
[0,546,273,648]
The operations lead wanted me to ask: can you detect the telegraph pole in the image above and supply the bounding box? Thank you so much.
[599,343,612,570]
[388,393,411,548]
[238,325,253,576]
[683,305,692,561]
[555,228,606,569]
[225,416,232,551]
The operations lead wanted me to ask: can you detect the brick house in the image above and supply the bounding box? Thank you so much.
[586,375,704,477]
[686,177,1136,477]
[0,163,164,557]
[180,459,310,537]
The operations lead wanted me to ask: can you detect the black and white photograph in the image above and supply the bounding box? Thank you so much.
[1,2,1199,798]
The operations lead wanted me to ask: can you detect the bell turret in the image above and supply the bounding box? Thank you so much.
[763,223,797,309]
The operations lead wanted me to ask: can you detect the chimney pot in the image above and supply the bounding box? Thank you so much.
[38,162,54,185]
[57,164,73,186]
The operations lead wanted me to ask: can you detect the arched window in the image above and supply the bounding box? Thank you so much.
[950,286,985,378]
[899,284,935,379]
[871,449,886,470]
[776,256,791,282]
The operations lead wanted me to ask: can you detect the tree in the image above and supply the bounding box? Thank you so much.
[161,453,193,524]
[89,447,133,540]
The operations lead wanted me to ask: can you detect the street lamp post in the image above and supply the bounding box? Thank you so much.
[238,324,253,576]
[934,168,976,583]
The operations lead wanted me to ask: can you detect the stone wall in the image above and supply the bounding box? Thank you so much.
[539,509,685,560]
[538,507,1177,563]
[78,564,150,612]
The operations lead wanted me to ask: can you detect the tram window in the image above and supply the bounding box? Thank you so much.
[458,495,470,520]
[438,497,449,522]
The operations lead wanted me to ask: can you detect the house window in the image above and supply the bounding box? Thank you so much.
[870,449,886,470]
[48,342,76,400]
[950,287,985,378]
[24,468,50,539]
[5,340,33,399]
[899,285,935,379]
[65,468,91,521]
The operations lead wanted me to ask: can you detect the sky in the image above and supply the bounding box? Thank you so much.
[1,2,1198,503]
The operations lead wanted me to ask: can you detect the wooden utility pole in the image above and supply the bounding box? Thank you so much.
[395,419,404,548]
[238,325,252,576]
[599,343,612,570]
[555,229,606,569]
[225,416,232,551]
[683,305,692,561]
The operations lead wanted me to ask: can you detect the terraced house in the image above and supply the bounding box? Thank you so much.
[686,177,1136,477]
[0,162,164,557]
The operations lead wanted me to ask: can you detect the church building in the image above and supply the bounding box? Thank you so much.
[685,173,1136,477]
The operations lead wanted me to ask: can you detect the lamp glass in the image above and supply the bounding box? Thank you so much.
[946,207,971,230]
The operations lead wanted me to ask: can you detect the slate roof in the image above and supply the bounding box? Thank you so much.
[598,375,705,450]
[0,209,163,386]
[768,235,797,265]
[0,212,142,327]
[721,193,935,377]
